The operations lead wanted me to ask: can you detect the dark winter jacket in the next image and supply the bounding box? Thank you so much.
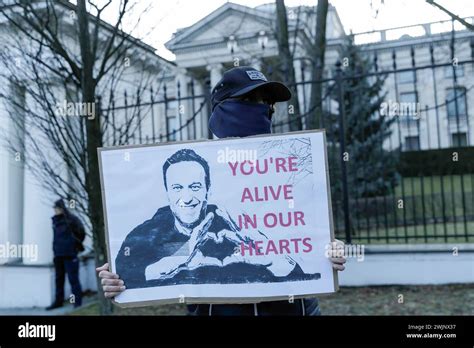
[115,204,320,289]
[52,213,84,257]
[116,204,233,289]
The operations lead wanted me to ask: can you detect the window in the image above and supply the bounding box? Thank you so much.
[398,70,415,84]
[166,100,180,141]
[404,135,420,151]
[167,116,177,141]
[446,87,467,117]
[399,92,419,125]
[444,65,464,78]
[399,92,418,114]
[451,132,467,147]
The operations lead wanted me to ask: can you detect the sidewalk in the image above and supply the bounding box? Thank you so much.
[0,296,96,316]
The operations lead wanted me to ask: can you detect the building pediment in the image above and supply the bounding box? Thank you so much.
[165,2,277,52]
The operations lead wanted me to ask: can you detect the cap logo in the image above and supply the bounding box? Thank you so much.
[246,70,267,81]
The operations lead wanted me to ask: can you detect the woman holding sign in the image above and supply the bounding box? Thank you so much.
[97,66,346,316]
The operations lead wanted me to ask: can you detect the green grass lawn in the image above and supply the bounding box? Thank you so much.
[394,175,473,218]
[395,174,473,196]
[70,284,474,315]
[335,174,474,243]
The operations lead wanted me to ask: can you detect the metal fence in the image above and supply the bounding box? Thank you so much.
[101,35,474,245]
[99,81,209,146]
[298,37,474,244]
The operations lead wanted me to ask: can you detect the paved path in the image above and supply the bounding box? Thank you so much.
[0,296,96,315]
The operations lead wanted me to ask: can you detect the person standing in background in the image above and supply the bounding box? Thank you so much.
[46,199,84,310]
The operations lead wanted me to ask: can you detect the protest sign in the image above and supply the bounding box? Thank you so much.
[98,130,338,307]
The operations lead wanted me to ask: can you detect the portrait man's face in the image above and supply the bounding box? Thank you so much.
[166,161,208,227]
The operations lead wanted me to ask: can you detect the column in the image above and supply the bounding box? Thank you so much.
[206,64,223,139]
[17,81,53,265]
[293,58,304,114]
[175,68,189,141]
[22,164,55,265]
[206,63,223,90]
[0,82,25,265]
[193,81,205,140]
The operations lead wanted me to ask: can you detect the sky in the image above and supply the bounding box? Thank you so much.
[99,0,474,61]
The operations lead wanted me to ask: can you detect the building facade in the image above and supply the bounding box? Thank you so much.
[164,2,473,150]
[0,0,181,307]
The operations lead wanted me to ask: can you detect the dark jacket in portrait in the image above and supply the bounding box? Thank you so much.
[115,204,320,289]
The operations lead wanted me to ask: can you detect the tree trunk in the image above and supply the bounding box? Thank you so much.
[77,0,113,315]
[275,0,301,131]
[309,0,329,130]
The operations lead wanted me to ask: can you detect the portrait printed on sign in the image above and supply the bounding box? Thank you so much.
[99,131,337,305]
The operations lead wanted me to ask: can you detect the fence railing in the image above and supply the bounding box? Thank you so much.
[102,31,474,245]
[308,57,474,244]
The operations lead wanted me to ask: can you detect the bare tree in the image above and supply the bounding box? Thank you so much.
[426,0,474,31]
[275,0,301,131]
[0,0,161,314]
[308,0,329,130]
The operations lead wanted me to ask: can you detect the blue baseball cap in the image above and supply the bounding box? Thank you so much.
[211,66,291,111]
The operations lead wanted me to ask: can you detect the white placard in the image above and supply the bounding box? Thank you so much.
[98,130,338,307]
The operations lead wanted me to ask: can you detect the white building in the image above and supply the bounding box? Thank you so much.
[164,2,473,149]
[0,1,472,308]
[0,0,182,308]
[353,20,474,150]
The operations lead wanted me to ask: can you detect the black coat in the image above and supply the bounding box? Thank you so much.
[52,213,83,257]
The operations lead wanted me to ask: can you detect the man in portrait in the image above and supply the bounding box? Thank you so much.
[115,148,319,289]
